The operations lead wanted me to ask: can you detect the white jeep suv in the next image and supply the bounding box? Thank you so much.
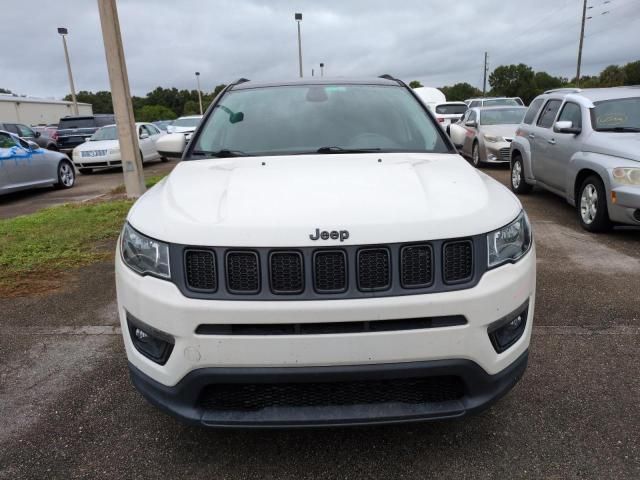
[116,77,536,427]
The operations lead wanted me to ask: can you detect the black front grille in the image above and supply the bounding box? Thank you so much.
[499,147,511,162]
[357,248,391,291]
[198,376,465,412]
[443,241,473,284]
[226,251,260,293]
[177,236,481,300]
[314,250,347,293]
[270,252,304,294]
[401,245,433,288]
[185,250,217,292]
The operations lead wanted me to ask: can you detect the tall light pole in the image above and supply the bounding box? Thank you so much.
[295,13,303,78]
[195,71,203,115]
[320,62,324,77]
[57,27,79,115]
[97,0,145,197]
[576,0,588,86]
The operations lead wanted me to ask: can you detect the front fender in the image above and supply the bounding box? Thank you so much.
[510,137,533,180]
[566,152,631,205]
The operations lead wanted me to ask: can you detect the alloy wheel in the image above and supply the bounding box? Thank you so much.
[580,183,598,224]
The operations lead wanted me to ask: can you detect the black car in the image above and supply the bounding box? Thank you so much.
[0,122,58,150]
[56,114,115,153]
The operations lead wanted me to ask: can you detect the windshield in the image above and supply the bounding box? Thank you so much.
[90,126,118,141]
[592,97,640,131]
[436,104,467,115]
[58,118,96,129]
[484,99,520,107]
[192,84,449,157]
[174,117,201,127]
[480,108,526,125]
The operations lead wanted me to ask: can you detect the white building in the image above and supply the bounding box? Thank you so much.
[0,95,93,125]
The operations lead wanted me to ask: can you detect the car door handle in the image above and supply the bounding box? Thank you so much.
[548,139,556,145]
[528,133,535,139]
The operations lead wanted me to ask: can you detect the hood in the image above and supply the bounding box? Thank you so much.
[170,126,196,133]
[128,153,522,247]
[584,131,640,162]
[480,124,520,139]
[73,139,118,151]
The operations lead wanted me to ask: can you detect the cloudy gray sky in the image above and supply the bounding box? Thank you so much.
[1,0,638,99]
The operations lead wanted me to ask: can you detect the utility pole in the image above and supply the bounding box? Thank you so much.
[195,72,203,115]
[97,0,145,197]
[482,51,488,97]
[576,0,588,86]
[320,62,324,77]
[295,13,303,78]
[58,28,79,115]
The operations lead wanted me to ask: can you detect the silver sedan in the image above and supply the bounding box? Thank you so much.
[449,106,527,168]
[0,130,75,195]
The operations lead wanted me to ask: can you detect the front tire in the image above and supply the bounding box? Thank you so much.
[471,141,482,168]
[510,156,533,194]
[56,160,75,189]
[578,175,611,232]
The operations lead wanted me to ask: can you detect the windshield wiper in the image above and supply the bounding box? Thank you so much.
[191,149,252,158]
[316,146,382,154]
[596,127,640,132]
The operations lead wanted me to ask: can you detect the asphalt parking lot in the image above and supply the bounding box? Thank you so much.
[0,164,638,479]
[0,158,179,220]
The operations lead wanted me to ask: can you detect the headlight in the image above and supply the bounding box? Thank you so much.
[109,148,120,155]
[487,211,532,268]
[612,167,640,185]
[120,223,170,278]
[484,134,503,143]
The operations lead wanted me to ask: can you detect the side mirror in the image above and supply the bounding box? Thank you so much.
[139,132,150,139]
[27,140,40,150]
[465,120,477,128]
[35,131,41,138]
[554,121,581,135]
[155,133,186,157]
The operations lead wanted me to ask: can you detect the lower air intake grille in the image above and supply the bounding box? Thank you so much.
[198,376,465,412]
[358,248,391,291]
[443,241,473,284]
[401,245,433,288]
[270,252,304,294]
[184,250,216,292]
[314,250,347,293]
[226,251,260,293]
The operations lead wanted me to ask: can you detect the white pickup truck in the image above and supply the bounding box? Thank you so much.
[116,76,536,427]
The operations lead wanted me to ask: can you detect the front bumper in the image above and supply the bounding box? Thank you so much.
[609,185,640,225]
[128,350,528,427]
[116,245,535,426]
[72,152,122,168]
[484,141,512,163]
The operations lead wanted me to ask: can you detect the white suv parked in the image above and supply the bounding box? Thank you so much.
[116,77,536,427]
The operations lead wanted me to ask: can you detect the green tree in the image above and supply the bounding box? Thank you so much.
[0,88,12,94]
[623,60,640,85]
[489,63,538,103]
[533,71,566,93]
[440,82,482,101]
[182,100,200,115]
[599,65,626,87]
[409,80,423,89]
[136,104,176,122]
[64,90,114,113]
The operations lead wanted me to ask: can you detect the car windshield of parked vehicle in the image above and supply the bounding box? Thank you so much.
[592,97,640,131]
[193,84,450,157]
[58,117,97,129]
[435,104,467,115]
[90,126,118,141]
[173,117,201,127]
[484,99,520,107]
[480,108,527,125]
